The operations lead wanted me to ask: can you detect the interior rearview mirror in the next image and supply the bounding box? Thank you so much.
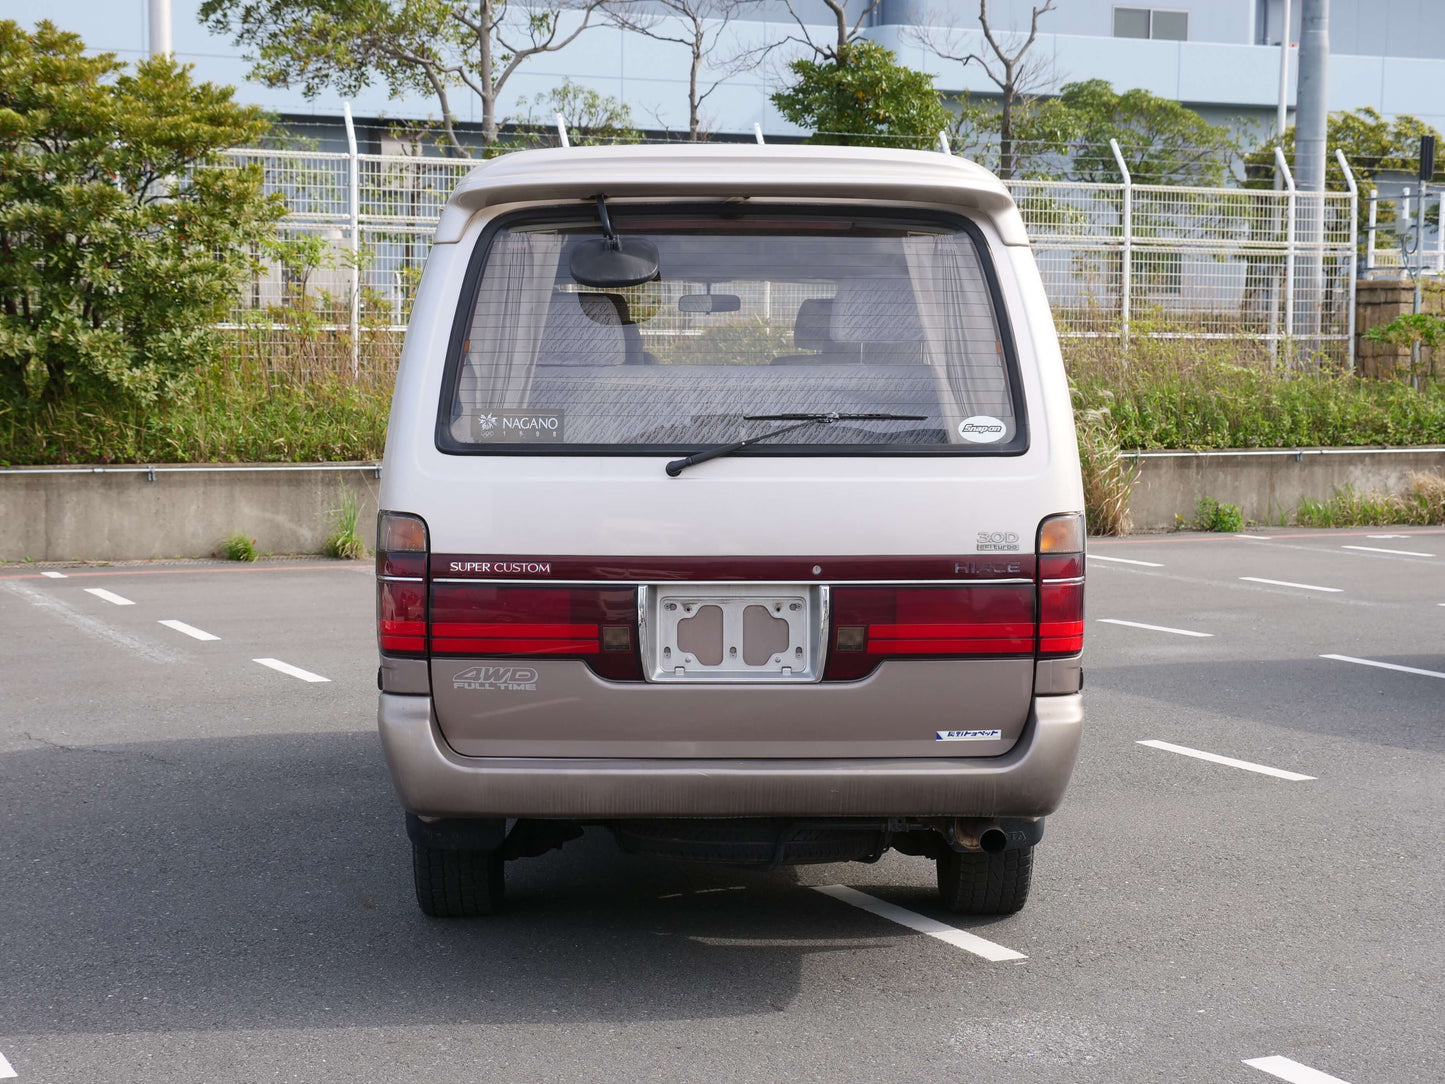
[678,293,742,314]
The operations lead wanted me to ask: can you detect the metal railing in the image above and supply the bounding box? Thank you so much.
[218,119,1361,378]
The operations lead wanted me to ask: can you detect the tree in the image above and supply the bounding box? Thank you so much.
[607,0,756,140]
[0,21,283,406]
[910,0,1056,179]
[771,39,951,149]
[198,0,612,153]
[516,79,642,145]
[1243,107,1442,193]
[1053,79,1238,186]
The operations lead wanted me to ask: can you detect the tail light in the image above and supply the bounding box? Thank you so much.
[1037,512,1085,656]
[377,511,428,657]
[431,584,642,681]
[824,586,1036,681]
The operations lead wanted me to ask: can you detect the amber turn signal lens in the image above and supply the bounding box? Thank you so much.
[1038,513,1085,553]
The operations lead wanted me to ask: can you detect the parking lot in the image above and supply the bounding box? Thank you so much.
[0,526,1441,1084]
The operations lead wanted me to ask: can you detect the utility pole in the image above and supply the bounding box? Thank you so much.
[1293,0,1328,358]
[148,0,172,57]
[1276,0,1292,137]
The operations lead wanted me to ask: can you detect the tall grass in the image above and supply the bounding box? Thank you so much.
[4,323,1445,467]
[1296,473,1445,527]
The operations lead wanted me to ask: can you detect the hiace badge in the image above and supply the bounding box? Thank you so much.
[474,410,564,442]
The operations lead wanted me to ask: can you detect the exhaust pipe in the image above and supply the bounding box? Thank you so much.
[978,827,1007,853]
[947,818,1010,853]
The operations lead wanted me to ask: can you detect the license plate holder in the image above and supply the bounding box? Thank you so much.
[642,584,828,683]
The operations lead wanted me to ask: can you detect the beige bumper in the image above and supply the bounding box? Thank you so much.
[377,691,1083,819]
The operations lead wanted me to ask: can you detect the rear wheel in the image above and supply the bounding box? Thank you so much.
[412,841,505,917]
[936,845,1033,915]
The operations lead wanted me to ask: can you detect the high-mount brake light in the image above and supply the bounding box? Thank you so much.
[376,511,430,657]
[1036,512,1085,657]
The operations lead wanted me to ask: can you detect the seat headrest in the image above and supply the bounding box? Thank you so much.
[793,298,836,352]
[536,291,628,366]
[830,278,924,343]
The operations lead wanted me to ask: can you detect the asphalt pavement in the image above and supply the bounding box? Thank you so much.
[0,527,1441,1083]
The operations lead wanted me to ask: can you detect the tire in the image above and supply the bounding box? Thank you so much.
[936,845,1033,915]
[412,841,505,918]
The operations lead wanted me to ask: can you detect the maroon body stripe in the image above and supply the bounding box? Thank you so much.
[430,554,1036,581]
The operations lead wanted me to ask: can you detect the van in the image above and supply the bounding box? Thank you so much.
[376,144,1084,918]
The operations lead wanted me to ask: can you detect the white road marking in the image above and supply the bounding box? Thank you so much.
[253,657,330,683]
[1235,534,1274,540]
[1341,544,1434,558]
[1138,740,1314,781]
[1089,554,1163,567]
[0,581,178,664]
[0,1049,15,1078]
[1321,654,1445,680]
[158,619,220,642]
[1097,618,1212,638]
[40,570,66,578]
[812,885,1026,962]
[1239,576,1342,593]
[83,587,134,606]
[1366,533,1409,539]
[1244,1055,1352,1083]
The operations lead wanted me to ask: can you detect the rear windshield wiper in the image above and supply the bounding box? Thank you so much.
[665,412,926,477]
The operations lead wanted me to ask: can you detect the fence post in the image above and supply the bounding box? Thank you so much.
[937,130,950,155]
[754,123,765,145]
[1335,148,1358,371]
[1365,187,1377,272]
[1110,138,1132,345]
[343,102,360,379]
[555,113,570,148]
[1275,147,1296,357]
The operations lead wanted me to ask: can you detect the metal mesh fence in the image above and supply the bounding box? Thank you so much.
[218,147,1360,379]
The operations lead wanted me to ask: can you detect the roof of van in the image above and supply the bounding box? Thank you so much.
[434,144,1029,246]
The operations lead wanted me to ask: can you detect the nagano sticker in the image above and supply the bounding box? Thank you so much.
[958,416,1006,443]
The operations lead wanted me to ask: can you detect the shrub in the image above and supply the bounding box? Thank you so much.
[0,21,283,407]
[322,490,368,559]
[1193,496,1244,533]
[220,532,258,561]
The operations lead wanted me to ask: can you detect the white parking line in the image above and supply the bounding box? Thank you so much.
[253,658,330,683]
[83,587,134,606]
[158,619,220,642]
[1341,544,1434,558]
[812,885,1026,962]
[1234,534,1274,540]
[1137,740,1314,781]
[1089,554,1163,567]
[0,1050,14,1078]
[1321,654,1445,680]
[40,570,66,578]
[1366,533,1409,539]
[1097,618,1212,638]
[1239,577,1342,593]
[1244,1055,1352,1083]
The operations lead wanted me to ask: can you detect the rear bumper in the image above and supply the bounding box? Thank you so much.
[377,691,1083,818]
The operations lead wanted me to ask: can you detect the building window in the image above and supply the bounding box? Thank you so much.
[1113,7,1189,41]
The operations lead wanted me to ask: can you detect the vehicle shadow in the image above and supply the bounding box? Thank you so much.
[0,731,933,1037]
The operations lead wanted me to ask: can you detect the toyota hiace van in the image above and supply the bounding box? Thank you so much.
[376,144,1084,918]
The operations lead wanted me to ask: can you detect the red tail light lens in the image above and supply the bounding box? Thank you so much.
[1037,513,1085,657]
[430,584,642,681]
[377,511,429,657]
[825,586,1036,681]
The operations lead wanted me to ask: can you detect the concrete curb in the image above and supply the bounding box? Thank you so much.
[2,447,1444,561]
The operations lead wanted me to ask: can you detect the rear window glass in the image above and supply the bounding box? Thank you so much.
[439,208,1024,454]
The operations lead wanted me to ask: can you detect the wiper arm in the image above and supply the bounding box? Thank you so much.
[664,412,926,477]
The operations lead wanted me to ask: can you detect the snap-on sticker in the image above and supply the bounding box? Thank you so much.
[958,416,1006,443]
[936,729,1003,741]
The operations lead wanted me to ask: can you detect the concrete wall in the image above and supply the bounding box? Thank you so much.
[3,450,1444,562]
[1126,447,1445,530]
[0,465,380,563]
